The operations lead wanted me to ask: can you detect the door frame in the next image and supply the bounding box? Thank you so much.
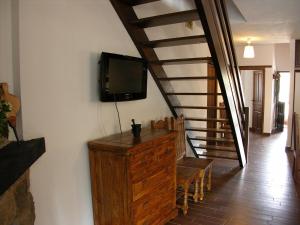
[239,66,270,133]
[251,70,265,133]
[277,71,290,126]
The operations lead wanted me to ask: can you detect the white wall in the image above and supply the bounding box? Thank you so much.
[240,70,253,128]
[16,1,172,225]
[236,44,274,66]
[287,40,296,147]
[275,43,290,71]
[0,1,214,223]
[2,2,215,223]
[264,68,274,133]
[0,0,22,139]
[236,44,275,133]
[0,0,14,92]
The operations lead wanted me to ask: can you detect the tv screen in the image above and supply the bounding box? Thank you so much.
[99,52,148,102]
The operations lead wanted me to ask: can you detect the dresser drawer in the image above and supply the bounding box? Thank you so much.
[152,134,173,146]
[132,163,175,201]
[130,141,175,179]
[130,141,174,164]
[129,141,153,156]
[133,178,175,224]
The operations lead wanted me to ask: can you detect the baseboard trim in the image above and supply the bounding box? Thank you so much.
[262,133,271,136]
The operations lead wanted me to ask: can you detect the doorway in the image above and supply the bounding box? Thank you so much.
[279,72,290,124]
[240,68,265,134]
[252,70,265,133]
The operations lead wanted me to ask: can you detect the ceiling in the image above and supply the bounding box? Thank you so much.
[231,0,300,44]
[135,0,300,45]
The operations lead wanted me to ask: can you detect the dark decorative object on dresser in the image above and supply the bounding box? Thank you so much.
[131,119,141,137]
[88,128,177,225]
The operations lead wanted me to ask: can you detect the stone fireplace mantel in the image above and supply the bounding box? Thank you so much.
[0,138,45,225]
[0,138,45,196]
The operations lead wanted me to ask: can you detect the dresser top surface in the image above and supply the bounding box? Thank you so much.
[88,127,175,152]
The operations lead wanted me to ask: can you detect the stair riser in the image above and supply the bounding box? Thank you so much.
[189,138,234,143]
[132,10,199,28]
[186,129,231,133]
[197,155,238,160]
[128,0,160,6]
[143,35,207,48]
[194,147,236,153]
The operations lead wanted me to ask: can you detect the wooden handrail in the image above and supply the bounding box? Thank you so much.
[194,0,247,167]
[219,0,246,111]
[213,0,245,129]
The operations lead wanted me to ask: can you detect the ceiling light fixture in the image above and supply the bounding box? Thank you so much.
[243,38,255,58]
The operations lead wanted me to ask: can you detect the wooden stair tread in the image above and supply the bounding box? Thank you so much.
[173,106,225,109]
[185,117,229,122]
[126,0,160,6]
[150,57,212,65]
[158,76,215,81]
[166,93,222,96]
[197,151,238,160]
[131,10,199,28]
[186,127,232,133]
[194,144,236,152]
[143,35,207,48]
[189,136,234,143]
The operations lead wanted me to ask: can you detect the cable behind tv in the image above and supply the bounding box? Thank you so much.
[113,94,122,134]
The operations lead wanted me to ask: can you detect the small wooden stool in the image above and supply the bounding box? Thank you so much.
[177,157,213,201]
[176,166,199,215]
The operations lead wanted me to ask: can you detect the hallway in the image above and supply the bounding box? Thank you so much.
[168,131,300,225]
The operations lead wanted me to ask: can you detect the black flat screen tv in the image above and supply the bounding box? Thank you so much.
[99,52,148,102]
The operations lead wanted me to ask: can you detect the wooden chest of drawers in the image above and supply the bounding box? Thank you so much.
[88,128,177,225]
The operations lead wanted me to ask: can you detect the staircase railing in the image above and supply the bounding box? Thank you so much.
[110,0,248,167]
[195,0,247,167]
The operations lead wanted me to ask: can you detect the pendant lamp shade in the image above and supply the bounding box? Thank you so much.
[243,39,255,58]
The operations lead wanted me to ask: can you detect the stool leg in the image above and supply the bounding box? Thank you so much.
[193,178,199,203]
[183,184,189,215]
[207,165,212,191]
[199,172,204,201]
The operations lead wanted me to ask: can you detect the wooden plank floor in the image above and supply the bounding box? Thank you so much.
[168,130,300,225]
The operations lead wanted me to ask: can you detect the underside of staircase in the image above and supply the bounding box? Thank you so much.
[110,0,249,167]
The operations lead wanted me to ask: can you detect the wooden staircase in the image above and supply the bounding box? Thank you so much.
[110,0,249,167]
